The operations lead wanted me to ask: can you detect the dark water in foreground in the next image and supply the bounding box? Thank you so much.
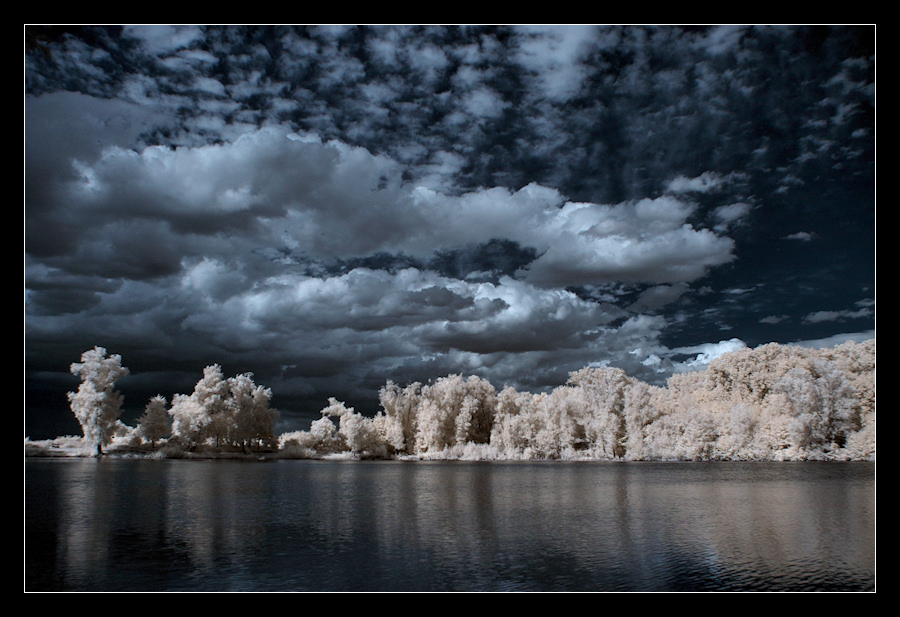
[25,458,875,592]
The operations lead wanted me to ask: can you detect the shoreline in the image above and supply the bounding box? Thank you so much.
[24,436,876,463]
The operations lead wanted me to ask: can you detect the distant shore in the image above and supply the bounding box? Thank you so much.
[25,434,875,463]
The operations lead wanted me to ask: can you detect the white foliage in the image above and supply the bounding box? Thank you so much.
[643,406,720,461]
[279,415,344,457]
[168,364,225,446]
[565,367,632,458]
[62,339,875,462]
[167,365,278,451]
[227,372,279,451]
[67,346,129,456]
[276,339,875,462]
[168,393,206,446]
[377,380,422,453]
[135,395,170,445]
[712,403,766,460]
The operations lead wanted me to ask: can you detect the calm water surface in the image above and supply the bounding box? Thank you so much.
[25,458,875,592]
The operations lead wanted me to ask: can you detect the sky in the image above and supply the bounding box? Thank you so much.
[24,25,876,439]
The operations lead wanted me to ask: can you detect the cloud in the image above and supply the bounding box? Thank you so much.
[628,283,691,312]
[713,203,752,231]
[25,91,171,174]
[791,330,875,349]
[665,172,733,194]
[30,116,740,293]
[517,199,735,287]
[670,338,748,372]
[123,25,205,55]
[512,25,598,103]
[693,25,750,56]
[803,306,874,324]
[784,231,815,241]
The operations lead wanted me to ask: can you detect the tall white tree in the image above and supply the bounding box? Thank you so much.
[67,346,130,456]
[565,367,633,458]
[322,397,383,457]
[168,364,229,448]
[227,372,279,451]
[377,380,422,454]
[194,364,231,446]
[413,374,497,454]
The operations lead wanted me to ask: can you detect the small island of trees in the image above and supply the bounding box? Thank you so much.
[26,339,875,462]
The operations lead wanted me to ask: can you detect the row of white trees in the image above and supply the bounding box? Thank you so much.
[279,339,875,461]
[65,339,875,461]
[66,347,279,456]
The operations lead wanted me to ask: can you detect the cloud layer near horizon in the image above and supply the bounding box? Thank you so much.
[27,120,726,403]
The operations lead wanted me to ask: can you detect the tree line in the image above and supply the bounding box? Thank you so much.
[63,339,875,461]
[66,347,278,456]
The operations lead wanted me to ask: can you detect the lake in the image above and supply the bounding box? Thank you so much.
[25,458,875,592]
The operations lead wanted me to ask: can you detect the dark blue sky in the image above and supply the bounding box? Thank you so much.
[25,25,875,439]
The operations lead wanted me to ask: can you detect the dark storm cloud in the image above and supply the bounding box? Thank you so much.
[25,25,875,437]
